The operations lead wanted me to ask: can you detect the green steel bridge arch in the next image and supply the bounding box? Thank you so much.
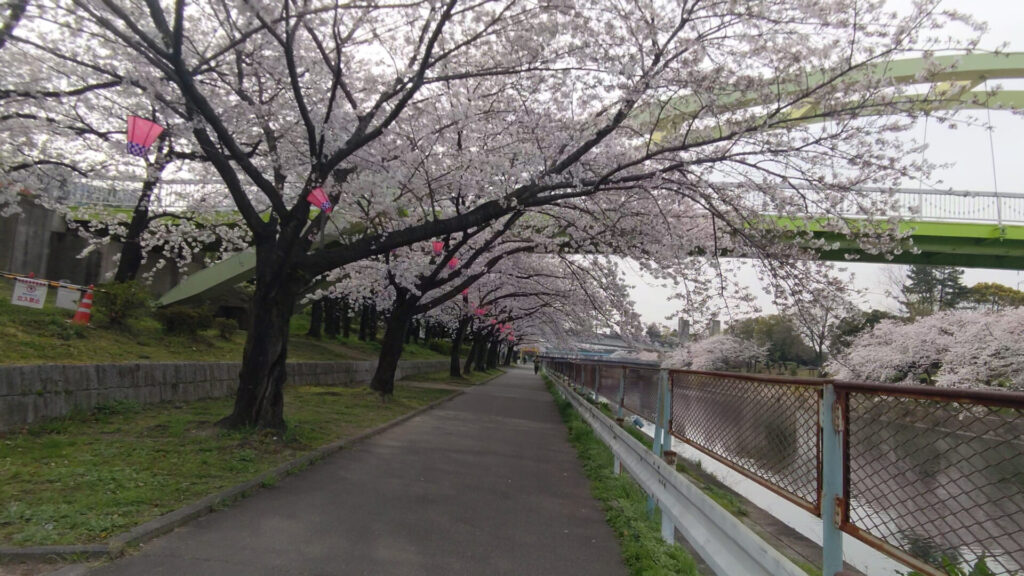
[87,52,1021,305]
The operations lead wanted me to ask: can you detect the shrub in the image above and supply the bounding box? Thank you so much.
[427,339,452,356]
[155,305,214,337]
[93,282,151,327]
[213,317,238,340]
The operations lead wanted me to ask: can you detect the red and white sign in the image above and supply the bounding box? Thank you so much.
[11,278,47,309]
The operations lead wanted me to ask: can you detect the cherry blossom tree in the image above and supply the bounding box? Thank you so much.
[662,335,765,372]
[828,309,1024,390]
[776,266,861,366]
[0,10,255,282]
[6,0,985,429]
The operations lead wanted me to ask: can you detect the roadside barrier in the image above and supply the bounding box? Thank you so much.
[70,285,95,325]
[543,355,1024,576]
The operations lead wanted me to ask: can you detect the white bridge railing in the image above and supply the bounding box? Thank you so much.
[56,178,1024,226]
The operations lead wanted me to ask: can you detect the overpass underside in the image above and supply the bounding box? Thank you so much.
[787,219,1024,270]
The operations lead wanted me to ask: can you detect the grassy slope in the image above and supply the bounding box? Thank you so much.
[0,278,446,364]
[0,384,455,546]
[545,378,698,576]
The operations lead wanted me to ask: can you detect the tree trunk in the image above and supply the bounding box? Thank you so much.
[504,345,514,366]
[474,334,488,371]
[219,240,302,431]
[404,318,414,344]
[113,155,168,283]
[369,294,415,397]
[450,317,469,377]
[464,336,478,374]
[362,303,374,338]
[341,298,351,338]
[306,300,323,338]
[324,297,339,338]
[368,304,378,341]
[486,339,499,370]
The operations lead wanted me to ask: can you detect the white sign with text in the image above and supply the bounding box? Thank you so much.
[11,278,47,309]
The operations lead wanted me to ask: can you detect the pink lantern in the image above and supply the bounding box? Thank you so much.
[460,289,469,296]
[126,116,164,157]
[448,258,459,270]
[431,241,444,255]
[507,335,515,341]
[306,187,333,213]
[475,307,486,316]
[491,318,498,325]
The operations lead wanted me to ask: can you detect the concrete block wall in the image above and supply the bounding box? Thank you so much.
[0,359,448,432]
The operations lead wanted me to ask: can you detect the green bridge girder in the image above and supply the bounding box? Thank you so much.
[775,218,1024,270]
[640,52,1024,139]
[157,53,1024,306]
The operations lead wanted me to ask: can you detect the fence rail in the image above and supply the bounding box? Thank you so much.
[542,356,1024,576]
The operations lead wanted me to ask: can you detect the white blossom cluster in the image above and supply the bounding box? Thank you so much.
[661,335,766,372]
[828,309,1024,390]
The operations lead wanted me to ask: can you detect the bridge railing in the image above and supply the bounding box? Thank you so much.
[55,178,1024,226]
[736,185,1024,226]
[542,355,1024,576]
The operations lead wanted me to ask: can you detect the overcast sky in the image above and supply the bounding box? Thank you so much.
[630,0,1024,327]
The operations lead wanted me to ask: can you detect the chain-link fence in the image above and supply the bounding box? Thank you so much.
[541,356,1024,576]
[671,371,820,512]
[840,383,1024,575]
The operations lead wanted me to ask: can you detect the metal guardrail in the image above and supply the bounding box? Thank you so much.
[542,356,1024,576]
[547,371,807,576]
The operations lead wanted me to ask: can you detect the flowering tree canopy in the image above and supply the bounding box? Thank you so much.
[827,309,1024,390]
[662,335,765,372]
[1,0,984,428]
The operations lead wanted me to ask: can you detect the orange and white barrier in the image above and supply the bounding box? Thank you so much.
[70,285,95,325]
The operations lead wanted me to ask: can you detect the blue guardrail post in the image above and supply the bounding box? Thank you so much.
[821,383,844,575]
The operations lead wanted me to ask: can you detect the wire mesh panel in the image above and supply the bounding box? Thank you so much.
[622,367,660,423]
[586,364,599,393]
[596,365,623,403]
[670,371,821,511]
[845,390,1024,575]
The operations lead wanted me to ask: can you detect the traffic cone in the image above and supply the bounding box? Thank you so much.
[71,285,94,326]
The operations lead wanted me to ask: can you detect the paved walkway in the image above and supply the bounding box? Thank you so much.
[89,368,627,576]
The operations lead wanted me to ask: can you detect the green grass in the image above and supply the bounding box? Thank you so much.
[544,377,699,576]
[0,277,447,365]
[0,384,453,546]
[407,368,503,386]
[674,460,748,518]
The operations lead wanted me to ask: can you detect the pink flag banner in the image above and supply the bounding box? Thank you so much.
[126,116,164,157]
[306,187,333,213]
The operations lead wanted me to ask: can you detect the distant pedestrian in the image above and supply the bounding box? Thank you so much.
[533,360,539,374]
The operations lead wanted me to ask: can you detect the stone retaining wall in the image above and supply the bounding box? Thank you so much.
[0,359,449,431]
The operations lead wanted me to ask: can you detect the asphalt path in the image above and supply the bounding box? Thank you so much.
[89,367,628,576]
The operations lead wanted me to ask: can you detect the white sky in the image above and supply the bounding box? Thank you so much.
[630,0,1024,327]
